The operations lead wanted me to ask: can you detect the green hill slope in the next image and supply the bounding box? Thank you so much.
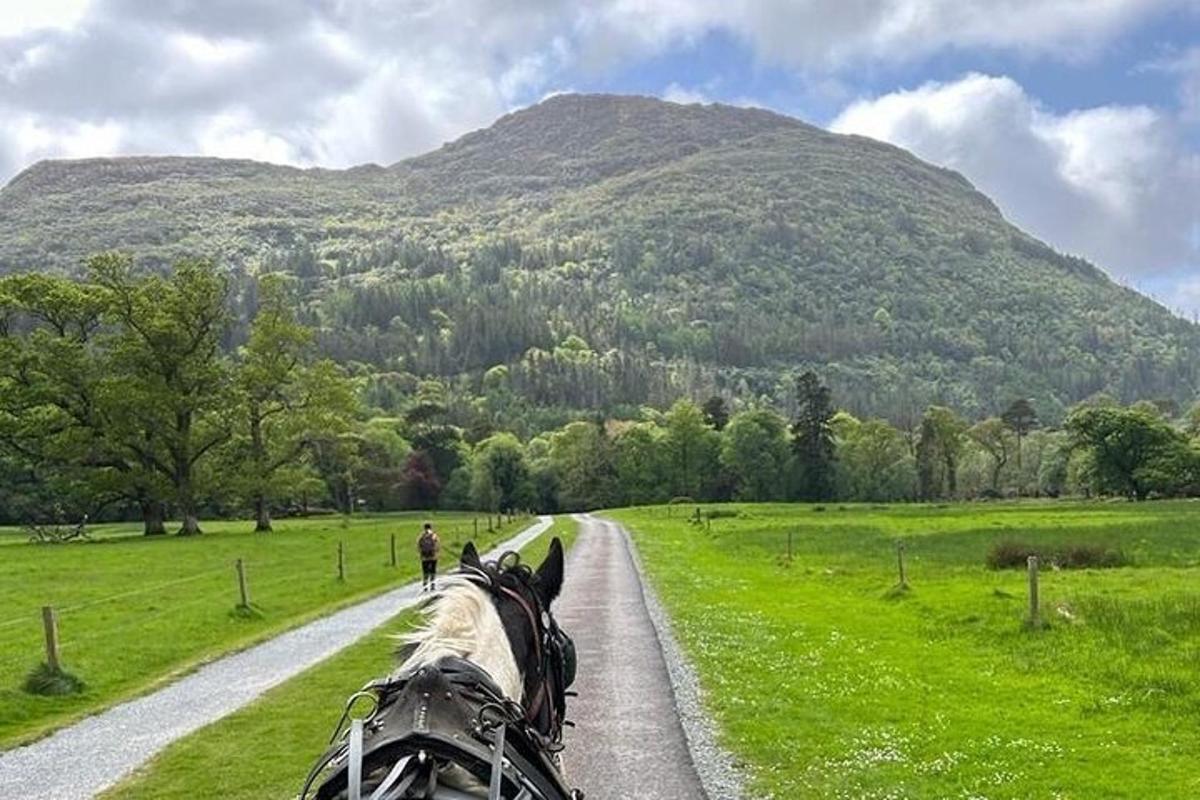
[0,93,1195,422]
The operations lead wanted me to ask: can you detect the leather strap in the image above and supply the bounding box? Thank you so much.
[488,722,507,800]
[368,755,411,800]
[348,719,364,800]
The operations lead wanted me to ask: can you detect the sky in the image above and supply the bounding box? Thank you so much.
[1,0,1198,314]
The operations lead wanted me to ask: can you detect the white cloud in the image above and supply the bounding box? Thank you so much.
[2,1,1192,186]
[0,0,575,179]
[0,0,91,37]
[832,73,1200,294]
[576,0,1191,70]
[662,82,711,105]
[1142,46,1200,121]
[0,1,1197,309]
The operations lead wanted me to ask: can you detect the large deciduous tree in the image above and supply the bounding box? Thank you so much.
[720,407,789,501]
[613,421,670,506]
[968,417,1012,495]
[1066,404,1198,500]
[921,406,968,499]
[91,254,232,535]
[470,432,532,513]
[231,275,358,531]
[833,413,916,502]
[662,399,720,499]
[549,420,619,511]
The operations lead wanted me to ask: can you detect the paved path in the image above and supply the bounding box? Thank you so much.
[558,515,708,799]
[0,517,554,800]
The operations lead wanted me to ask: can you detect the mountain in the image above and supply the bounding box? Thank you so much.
[1,93,1196,424]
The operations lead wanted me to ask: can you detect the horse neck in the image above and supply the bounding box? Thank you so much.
[398,579,524,701]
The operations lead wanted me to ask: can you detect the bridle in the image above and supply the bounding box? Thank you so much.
[300,554,579,800]
[458,553,576,749]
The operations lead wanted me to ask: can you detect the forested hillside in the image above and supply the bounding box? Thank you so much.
[1,94,1196,426]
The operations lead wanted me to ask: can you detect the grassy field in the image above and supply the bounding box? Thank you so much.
[101,517,578,800]
[0,511,528,748]
[610,501,1200,799]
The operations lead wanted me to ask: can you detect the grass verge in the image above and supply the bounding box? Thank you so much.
[610,500,1200,798]
[0,511,527,747]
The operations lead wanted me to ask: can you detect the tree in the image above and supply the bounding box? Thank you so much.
[720,408,789,501]
[91,255,233,535]
[399,450,442,509]
[231,275,357,531]
[915,415,937,501]
[662,400,720,499]
[0,274,153,525]
[549,420,619,510]
[470,433,532,512]
[403,379,466,501]
[701,396,730,431]
[1185,401,1200,440]
[613,422,670,506]
[923,406,968,498]
[1065,404,1198,500]
[833,413,915,501]
[968,417,1012,495]
[790,371,835,502]
[1001,398,1039,472]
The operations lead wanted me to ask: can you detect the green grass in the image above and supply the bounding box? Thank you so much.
[0,511,528,748]
[610,500,1200,799]
[101,516,578,800]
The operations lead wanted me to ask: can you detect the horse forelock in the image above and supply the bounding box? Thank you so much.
[395,576,523,701]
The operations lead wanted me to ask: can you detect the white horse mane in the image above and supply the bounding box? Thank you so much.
[395,576,523,701]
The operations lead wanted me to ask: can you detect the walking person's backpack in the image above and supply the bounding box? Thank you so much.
[419,528,438,559]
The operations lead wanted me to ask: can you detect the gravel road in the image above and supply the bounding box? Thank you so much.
[0,517,553,800]
[559,515,740,799]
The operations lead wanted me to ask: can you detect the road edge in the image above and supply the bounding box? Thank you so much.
[596,514,748,800]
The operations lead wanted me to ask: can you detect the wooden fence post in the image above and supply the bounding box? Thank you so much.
[473,517,479,538]
[235,558,250,608]
[41,606,61,672]
[897,542,908,588]
[338,541,346,582]
[389,533,397,568]
[1027,555,1040,627]
[787,530,794,561]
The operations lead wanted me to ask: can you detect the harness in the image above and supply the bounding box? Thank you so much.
[300,560,581,800]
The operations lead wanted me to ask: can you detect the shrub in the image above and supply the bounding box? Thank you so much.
[668,496,695,505]
[1057,544,1128,569]
[987,540,1129,570]
[987,540,1035,569]
[24,662,84,696]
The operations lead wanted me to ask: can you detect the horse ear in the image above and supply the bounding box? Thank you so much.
[535,537,564,604]
[460,541,482,570]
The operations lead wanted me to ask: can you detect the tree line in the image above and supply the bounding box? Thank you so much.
[5,257,1200,532]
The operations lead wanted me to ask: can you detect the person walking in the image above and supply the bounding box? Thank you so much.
[417,522,440,591]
